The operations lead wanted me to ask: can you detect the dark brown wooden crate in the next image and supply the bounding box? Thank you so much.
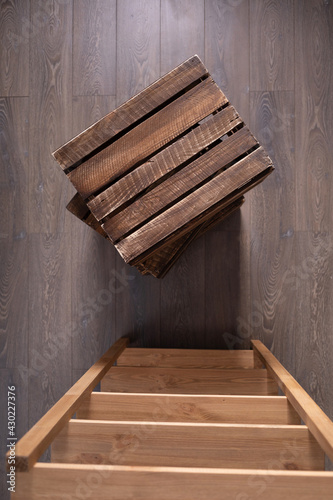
[53,55,274,277]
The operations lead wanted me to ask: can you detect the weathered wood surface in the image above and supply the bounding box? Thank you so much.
[105,127,257,243]
[87,105,242,221]
[53,53,273,277]
[68,77,227,199]
[53,55,208,170]
[114,149,273,264]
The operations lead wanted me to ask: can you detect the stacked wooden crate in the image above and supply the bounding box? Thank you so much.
[53,55,273,277]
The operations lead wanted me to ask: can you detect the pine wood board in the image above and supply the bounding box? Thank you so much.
[117,347,255,368]
[252,340,333,462]
[14,464,333,500]
[51,420,324,470]
[77,393,301,425]
[101,367,279,395]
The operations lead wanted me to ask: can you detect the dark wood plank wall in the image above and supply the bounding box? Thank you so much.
[1,0,333,494]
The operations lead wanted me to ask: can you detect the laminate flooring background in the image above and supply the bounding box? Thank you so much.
[1,0,333,495]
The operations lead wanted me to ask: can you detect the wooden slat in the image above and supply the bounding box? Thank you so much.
[101,367,278,395]
[8,338,128,472]
[66,192,108,238]
[77,393,301,424]
[105,127,257,243]
[87,105,242,221]
[133,167,272,267]
[68,77,227,198]
[114,148,273,263]
[15,464,333,500]
[252,340,333,462]
[52,420,324,470]
[53,55,208,169]
[117,348,254,368]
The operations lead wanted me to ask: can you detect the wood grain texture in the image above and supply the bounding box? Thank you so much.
[205,0,250,123]
[101,367,278,395]
[161,0,205,74]
[116,0,160,106]
[121,166,272,268]
[250,0,294,91]
[77,392,301,424]
[52,420,323,470]
[250,91,295,373]
[73,0,116,96]
[117,348,254,368]
[295,0,333,232]
[53,55,207,169]
[14,464,333,500]
[0,0,29,96]
[294,232,333,460]
[104,127,255,243]
[114,0,162,346]
[29,0,72,233]
[115,148,272,264]
[2,2,333,496]
[27,0,73,471]
[88,105,241,221]
[252,340,333,463]
[71,95,117,370]
[68,77,227,199]
[159,0,206,349]
[27,233,73,467]
[204,0,252,336]
[9,338,128,472]
[205,224,252,350]
[0,98,29,369]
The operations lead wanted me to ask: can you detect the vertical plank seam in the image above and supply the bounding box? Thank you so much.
[27,0,32,433]
[71,0,74,388]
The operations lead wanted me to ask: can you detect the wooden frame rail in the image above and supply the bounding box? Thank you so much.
[8,337,129,472]
[251,339,333,463]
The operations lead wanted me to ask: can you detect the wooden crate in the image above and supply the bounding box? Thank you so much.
[53,55,273,277]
